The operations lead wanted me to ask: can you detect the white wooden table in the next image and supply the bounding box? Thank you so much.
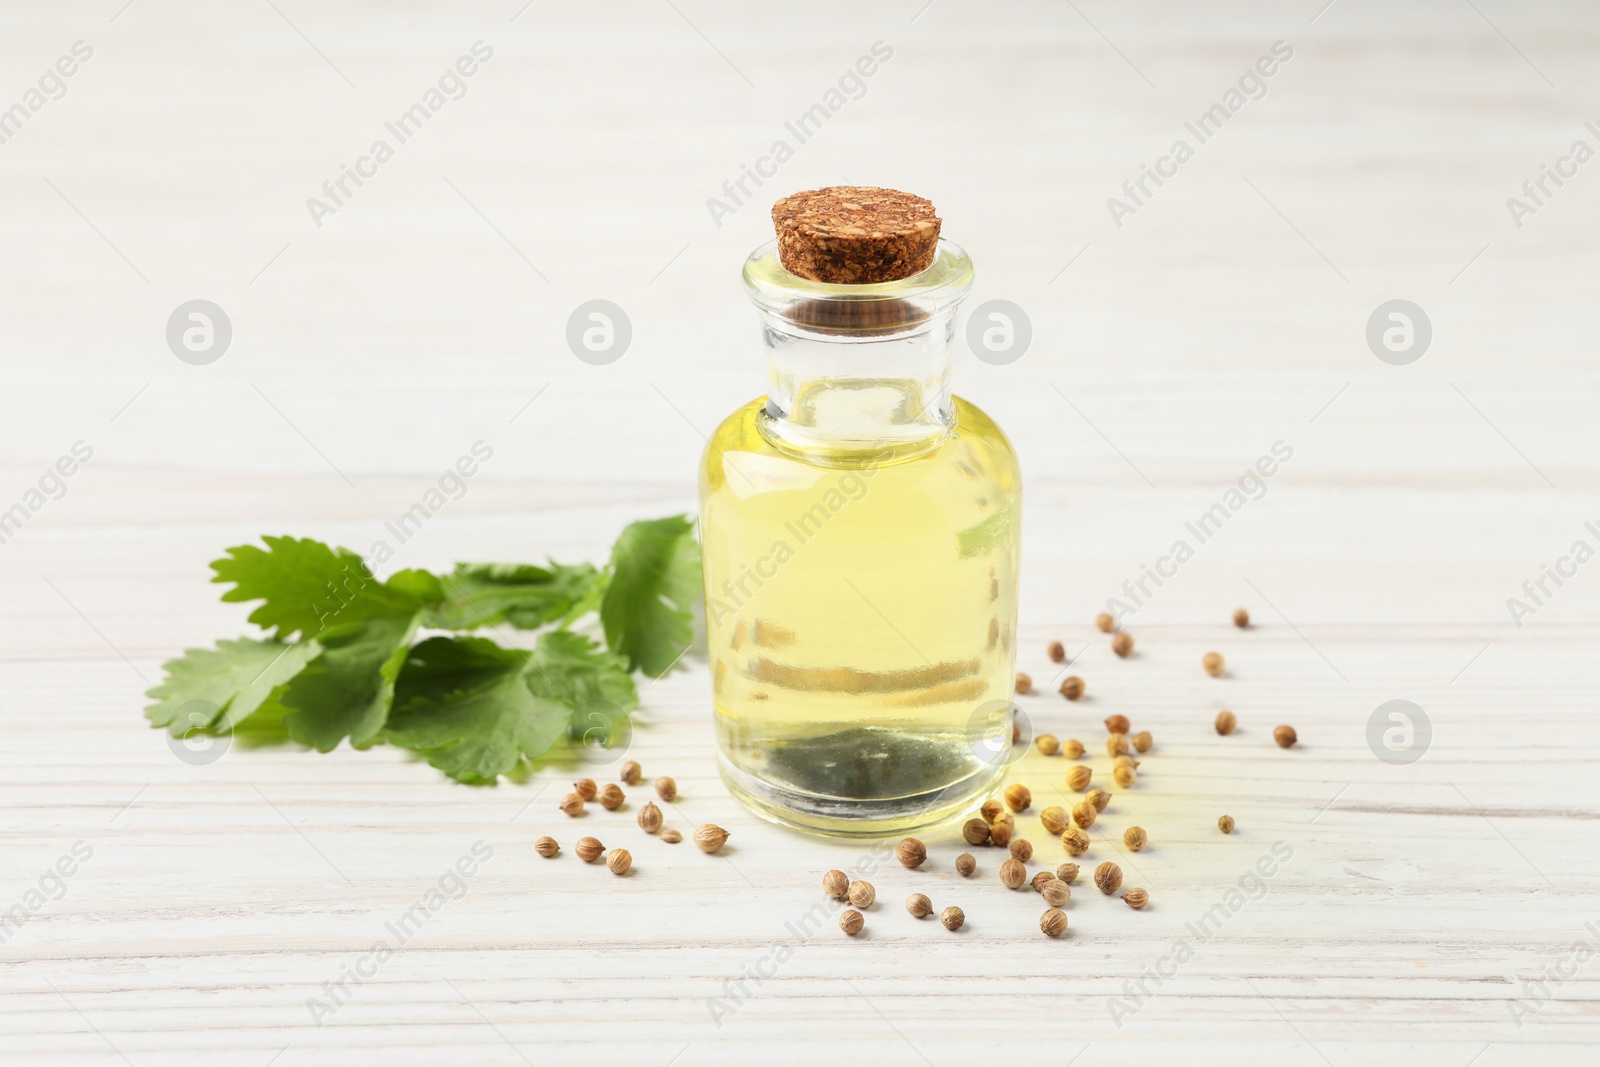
[3,2,1598,1063]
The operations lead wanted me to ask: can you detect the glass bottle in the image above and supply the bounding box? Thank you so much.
[698,235,1023,836]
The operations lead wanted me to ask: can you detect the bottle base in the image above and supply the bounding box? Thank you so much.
[717,751,1004,838]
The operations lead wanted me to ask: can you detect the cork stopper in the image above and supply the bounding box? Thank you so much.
[772,186,941,284]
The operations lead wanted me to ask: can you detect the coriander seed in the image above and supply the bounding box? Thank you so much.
[1060,827,1090,855]
[1059,676,1085,701]
[598,783,625,810]
[1086,788,1110,813]
[1113,754,1140,770]
[1132,730,1152,753]
[636,802,663,834]
[576,837,604,863]
[559,792,585,817]
[980,799,1004,824]
[1106,733,1129,757]
[1218,815,1235,834]
[1202,651,1225,677]
[896,837,927,869]
[1015,672,1033,695]
[1000,858,1027,889]
[654,775,677,802]
[1035,733,1060,756]
[619,760,642,785]
[1215,710,1237,735]
[1047,640,1065,663]
[1096,612,1115,633]
[963,818,992,846]
[989,820,1014,848]
[1094,861,1123,894]
[1056,862,1079,883]
[940,906,965,931]
[1040,805,1068,834]
[906,893,934,918]
[848,880,876,908]
[694,824,730,853]
[1233,608,1250,628]
[1123,826,1147,851]
[1124,887,1149,909]
[823,870,849,900]
[1040,878,1071,907]
[1010,838,1034,862]
[1031,870,1054,893]
[1104,714,1130,735]
[1040,907,1068,938]
[660,828,682,844]
[1004,783,1032,812]
[1274,724,1298,748]
[1063,738,1086,758]
[534,837,559,858]
[606,848,632,875]
[572,778,597,801]
[840,909,865,936]
[1113,764,1137,788]
[955,853,977,876]
[1112,632,1134,658]
[1067,765,1092,792]
[1071,801,1096,829]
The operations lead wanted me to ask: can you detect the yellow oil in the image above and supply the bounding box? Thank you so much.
[700,390,1021,835]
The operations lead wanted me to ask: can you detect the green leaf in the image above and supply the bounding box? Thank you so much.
[525,630,638,745]
[426,561,601,630]
[386,636,571,783]
[212,536,431,640]
[278,612,421,752]
[956,508,1013,558]
[600,515,701,677]
[144,637,320,737]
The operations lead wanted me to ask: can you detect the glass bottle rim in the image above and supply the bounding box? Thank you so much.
[742,238,974,313]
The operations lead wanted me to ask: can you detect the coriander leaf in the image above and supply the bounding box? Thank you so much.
[278,612,420,752]
[145,637,320,737]
[386,636,570,784]
[212,536,429,640]
[525,630,638,746]
[426,561,601,630]
[601,515,701,677]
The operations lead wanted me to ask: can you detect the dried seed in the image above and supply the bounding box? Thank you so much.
[1218,815,1235,834]
[1040,805,1068,834]
[1004,783,1032,812]
[1047,640,1066,663]
[1096,612,1115,633]
[1123,826,1147,851]
[1132,730,1153,753]
[1113,754,1140,769]
[1010,838,1034,862]
[1071,801,1096,829]
[1000,858,1027,889]
[1030,870,1055,893]
[1056,862,1080,883]
[636,802,663,834]
[895,837,927,869]
[1067,765,1092,792]
[1111,632,1134,658]
[606,848,632,875]
[572,779,597,801]
[906,893,934,918]
[1113,764,1137,788]
[1063,738,1086,759]
[989,820,1014,848]
[980,799,1004,824]
[660,828,682,844]
[1274,724,1298,748]
[1015,672,1033,695]
[1040,907,1069,937]
[1233,608,1250,628]
[1086,788,1110,813]
[534,837,559,858]
[840,909,865,935]
[1104,714,1130,735]
[955,853,977,876]
[559,792,585,817]
[1035,733,1060,756]
[1202,651,1225,677]
[823,870,849,900]
[1124,887,1149,909]
[1094,861,1123,894]
[654,776,677,802]
[1059,676,1085,701]
[1106,733,1129,757]
[619,760,642,785]
[1040,878,1071,907]
[575,837,604,863]
[1013,722,1020,744]
[962,818,992,846]
[694,824,730,853]
[848,880,876,908]
[1060,827,1090,855]
[940,906,965,931]
[1215,710,1238,735]
[598,783,625,810]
